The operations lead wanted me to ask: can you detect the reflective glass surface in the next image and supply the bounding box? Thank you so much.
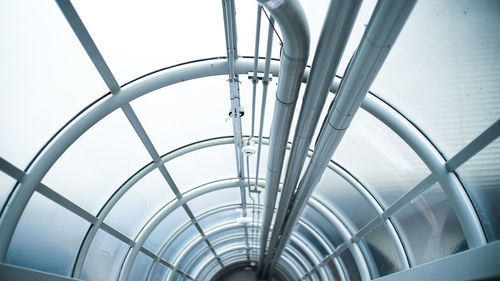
[6,192,89,276]
[458,138,500,241]
[81,229,129,281]
[393,183,467,265]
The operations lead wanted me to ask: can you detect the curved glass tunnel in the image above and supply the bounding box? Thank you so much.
[0,0,499,281]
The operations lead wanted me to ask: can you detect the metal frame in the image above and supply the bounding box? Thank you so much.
[0,51,496,280]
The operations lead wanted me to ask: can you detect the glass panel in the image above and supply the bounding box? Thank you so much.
[283,251,306,277]
[234,1,281,62]
[129,76,234,157]
[457,138,500,241]
[129,251,154,281]
[187,187,241,217]
[144,206,189,252]
[287,239,315,272]
[393,183,467,265]
[340,250,361,281]
[105,169,175,238]
[151,263,170,281]
[314,168,378,230]
[171,271,184,281]
[198,207,241,230]
[177,238,210,271]
[295,223,329,256]
[333,109,430,205]
[42,110,151,215]
[0,170,16,212]
[165,144,238,193]
[161,225,200,263]
[214,238,245,256]
[189,251,218,279]
[209,228,244,245]
[0,0,107,169]
[371,0,500,158]
[82,229,129,281]
[72,0,226,84]
[361,223,403,277]
[326,260,343,281]
[6,192,89,276]
[302,206,344,248]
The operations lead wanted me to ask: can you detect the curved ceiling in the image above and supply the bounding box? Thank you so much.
[0,0,499,281]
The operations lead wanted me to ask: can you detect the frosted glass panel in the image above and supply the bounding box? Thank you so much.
[42,110,151,215]
[144,206,190,252]
[178,238,212,271]
[295,223,330,256]
[105,169,175,238]
[340,250,361,281]
[333,109,430,205]
[82,229,129,281]
[6,192,89,276]
[314,168,378,230]
[213,238,245,255]
[0,0,107,169]
[393,183,467,265]
[129,76,234,157]
[165,145,238,193]
[129,251,153,281]
[302,206,344,248]
[187,187,241,217]
[198,207,241,230]
[458,138,500,241]
[210,228,244,245]
[371,0,500,158]
[151,263,170,281]
[361,224,403,277]
[0,170,16,212]
[161,225,200,263]
[72,0,226,84]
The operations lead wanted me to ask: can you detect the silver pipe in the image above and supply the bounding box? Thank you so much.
[257,0,310,273]
[263,0,362,275]
[266,0,416,279]
[249,6,262,143]
[222,0,247,218]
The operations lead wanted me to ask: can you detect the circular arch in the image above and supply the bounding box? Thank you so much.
[0,56,486,281]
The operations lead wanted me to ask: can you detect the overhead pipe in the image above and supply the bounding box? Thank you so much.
[222,0,247,217]
[262,0,362,275]
[266,0,416,279]
[256,0,310,274]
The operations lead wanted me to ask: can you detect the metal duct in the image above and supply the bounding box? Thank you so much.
[261,0,362,276]
[266,0,417,279]
[256,0,310,273]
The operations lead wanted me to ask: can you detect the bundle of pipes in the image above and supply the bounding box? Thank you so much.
[257,0,416,280]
